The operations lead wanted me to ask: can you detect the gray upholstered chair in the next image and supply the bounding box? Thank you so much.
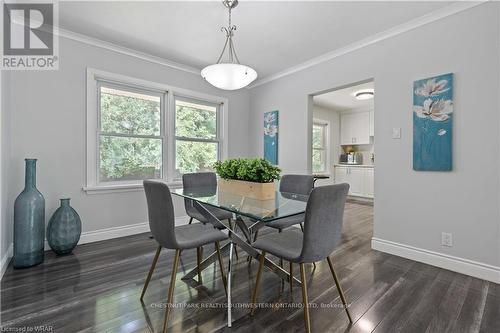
[183,172,233,228]
[265,174,314,232]
[141,180,228,333]
[250,184,352,333]
[251,174,314,272]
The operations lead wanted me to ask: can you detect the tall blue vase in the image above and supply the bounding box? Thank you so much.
[13,159,45,268]
[47,199,82,255]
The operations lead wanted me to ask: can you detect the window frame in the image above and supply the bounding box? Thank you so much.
[312,119,330,175]
[84,68,228,194]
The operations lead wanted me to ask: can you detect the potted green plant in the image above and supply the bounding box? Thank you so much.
[214,158,281,200]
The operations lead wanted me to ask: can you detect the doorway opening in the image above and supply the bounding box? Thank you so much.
[309,80,375,202]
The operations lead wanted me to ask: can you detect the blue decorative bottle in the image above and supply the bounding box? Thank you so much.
[47,199,82,255]
[13,159,45,268]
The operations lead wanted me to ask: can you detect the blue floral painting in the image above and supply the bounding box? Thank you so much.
[413,73,453,171]
[264,110,279,165]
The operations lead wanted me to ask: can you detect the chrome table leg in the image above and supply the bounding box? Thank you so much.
[189,202,302,285]
[227,242,234,327]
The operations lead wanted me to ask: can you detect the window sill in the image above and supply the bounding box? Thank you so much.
[83,181,183,195]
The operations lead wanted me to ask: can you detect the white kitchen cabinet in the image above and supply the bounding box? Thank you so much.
[334,165,374,198]
[348,167,364,196]
[369,110,374,137]
[340,111,370,145]
[364,168,374,198]
[334,166,349,185]
[340,115,353,145]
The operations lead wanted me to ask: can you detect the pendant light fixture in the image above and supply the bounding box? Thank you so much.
[201,0,257,90]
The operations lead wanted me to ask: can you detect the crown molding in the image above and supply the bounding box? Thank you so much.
[55,27,201,75]
[248,1,487,89]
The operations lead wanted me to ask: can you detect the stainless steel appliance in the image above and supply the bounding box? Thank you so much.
[339,152,363,165]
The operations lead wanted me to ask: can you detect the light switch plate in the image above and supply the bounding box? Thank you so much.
[441,232,453,247]
[392,127,401,139]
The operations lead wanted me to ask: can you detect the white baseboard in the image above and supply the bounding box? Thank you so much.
[44,215,191,249]
[79,215,190,245]
[372,237,500,284]
[1,242,13,278]
[2,216,190,280]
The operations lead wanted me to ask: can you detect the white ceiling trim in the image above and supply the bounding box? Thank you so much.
[248,1,486,89]
[55,26,201,75]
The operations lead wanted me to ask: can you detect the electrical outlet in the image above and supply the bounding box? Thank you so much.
[441,232,453,247]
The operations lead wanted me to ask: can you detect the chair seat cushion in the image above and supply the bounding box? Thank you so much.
[189,204,233,227]
[173,223,227,249]
[252,228,303,262]
[266,213,305,230]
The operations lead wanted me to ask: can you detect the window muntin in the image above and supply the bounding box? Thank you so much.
[312,123,327,173]
[98,84,163,183]
[174,97,220,175]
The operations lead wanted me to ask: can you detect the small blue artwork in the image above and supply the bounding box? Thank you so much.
[413,73,453,171]
[264,110,279,165]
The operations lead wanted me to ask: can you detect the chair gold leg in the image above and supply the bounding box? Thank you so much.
[163,249,181,333]
[197,247,203,284]
[326,256,353,323]
[289,262,293,295]
[300,263,311,333]
[250,251,266,316]
[188,217,193,224]
[140,245,162,301]
[215,241,228,296]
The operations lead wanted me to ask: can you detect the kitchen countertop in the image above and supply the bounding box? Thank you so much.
[334,164,375,168]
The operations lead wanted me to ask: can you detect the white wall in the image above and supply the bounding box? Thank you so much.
[3,36,250,264]
[1,71,13,276]
[249,4,500,280]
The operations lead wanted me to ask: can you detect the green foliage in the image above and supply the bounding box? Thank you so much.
[100,92,162,181]
[99,90,219,181]
[214,158,281,183]
[175,104,218,174]
[312,124,325,173]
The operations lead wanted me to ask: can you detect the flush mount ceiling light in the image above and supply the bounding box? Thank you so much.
[354,90,375,100]
[201,0,257,90]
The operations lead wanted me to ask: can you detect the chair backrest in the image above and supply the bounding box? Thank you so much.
[143,180,177,249]
[183,172,217,189]
[182,172,217,219]
[299,183,349,263]
[279,174,314,195]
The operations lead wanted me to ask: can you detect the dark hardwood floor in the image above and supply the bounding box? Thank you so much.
[1,202,499,332]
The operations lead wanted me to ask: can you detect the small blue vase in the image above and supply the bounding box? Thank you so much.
[47,198,81,255]
[13,159,45,268]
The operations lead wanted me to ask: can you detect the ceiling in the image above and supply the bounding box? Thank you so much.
[59,1,453,80]
[314,81,374,111]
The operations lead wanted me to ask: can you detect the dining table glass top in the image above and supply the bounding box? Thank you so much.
[172,185,308,222]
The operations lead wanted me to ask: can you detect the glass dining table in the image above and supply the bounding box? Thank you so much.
[171,185,308,327]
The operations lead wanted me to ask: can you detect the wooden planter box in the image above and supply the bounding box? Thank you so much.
[218,179,276,200]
